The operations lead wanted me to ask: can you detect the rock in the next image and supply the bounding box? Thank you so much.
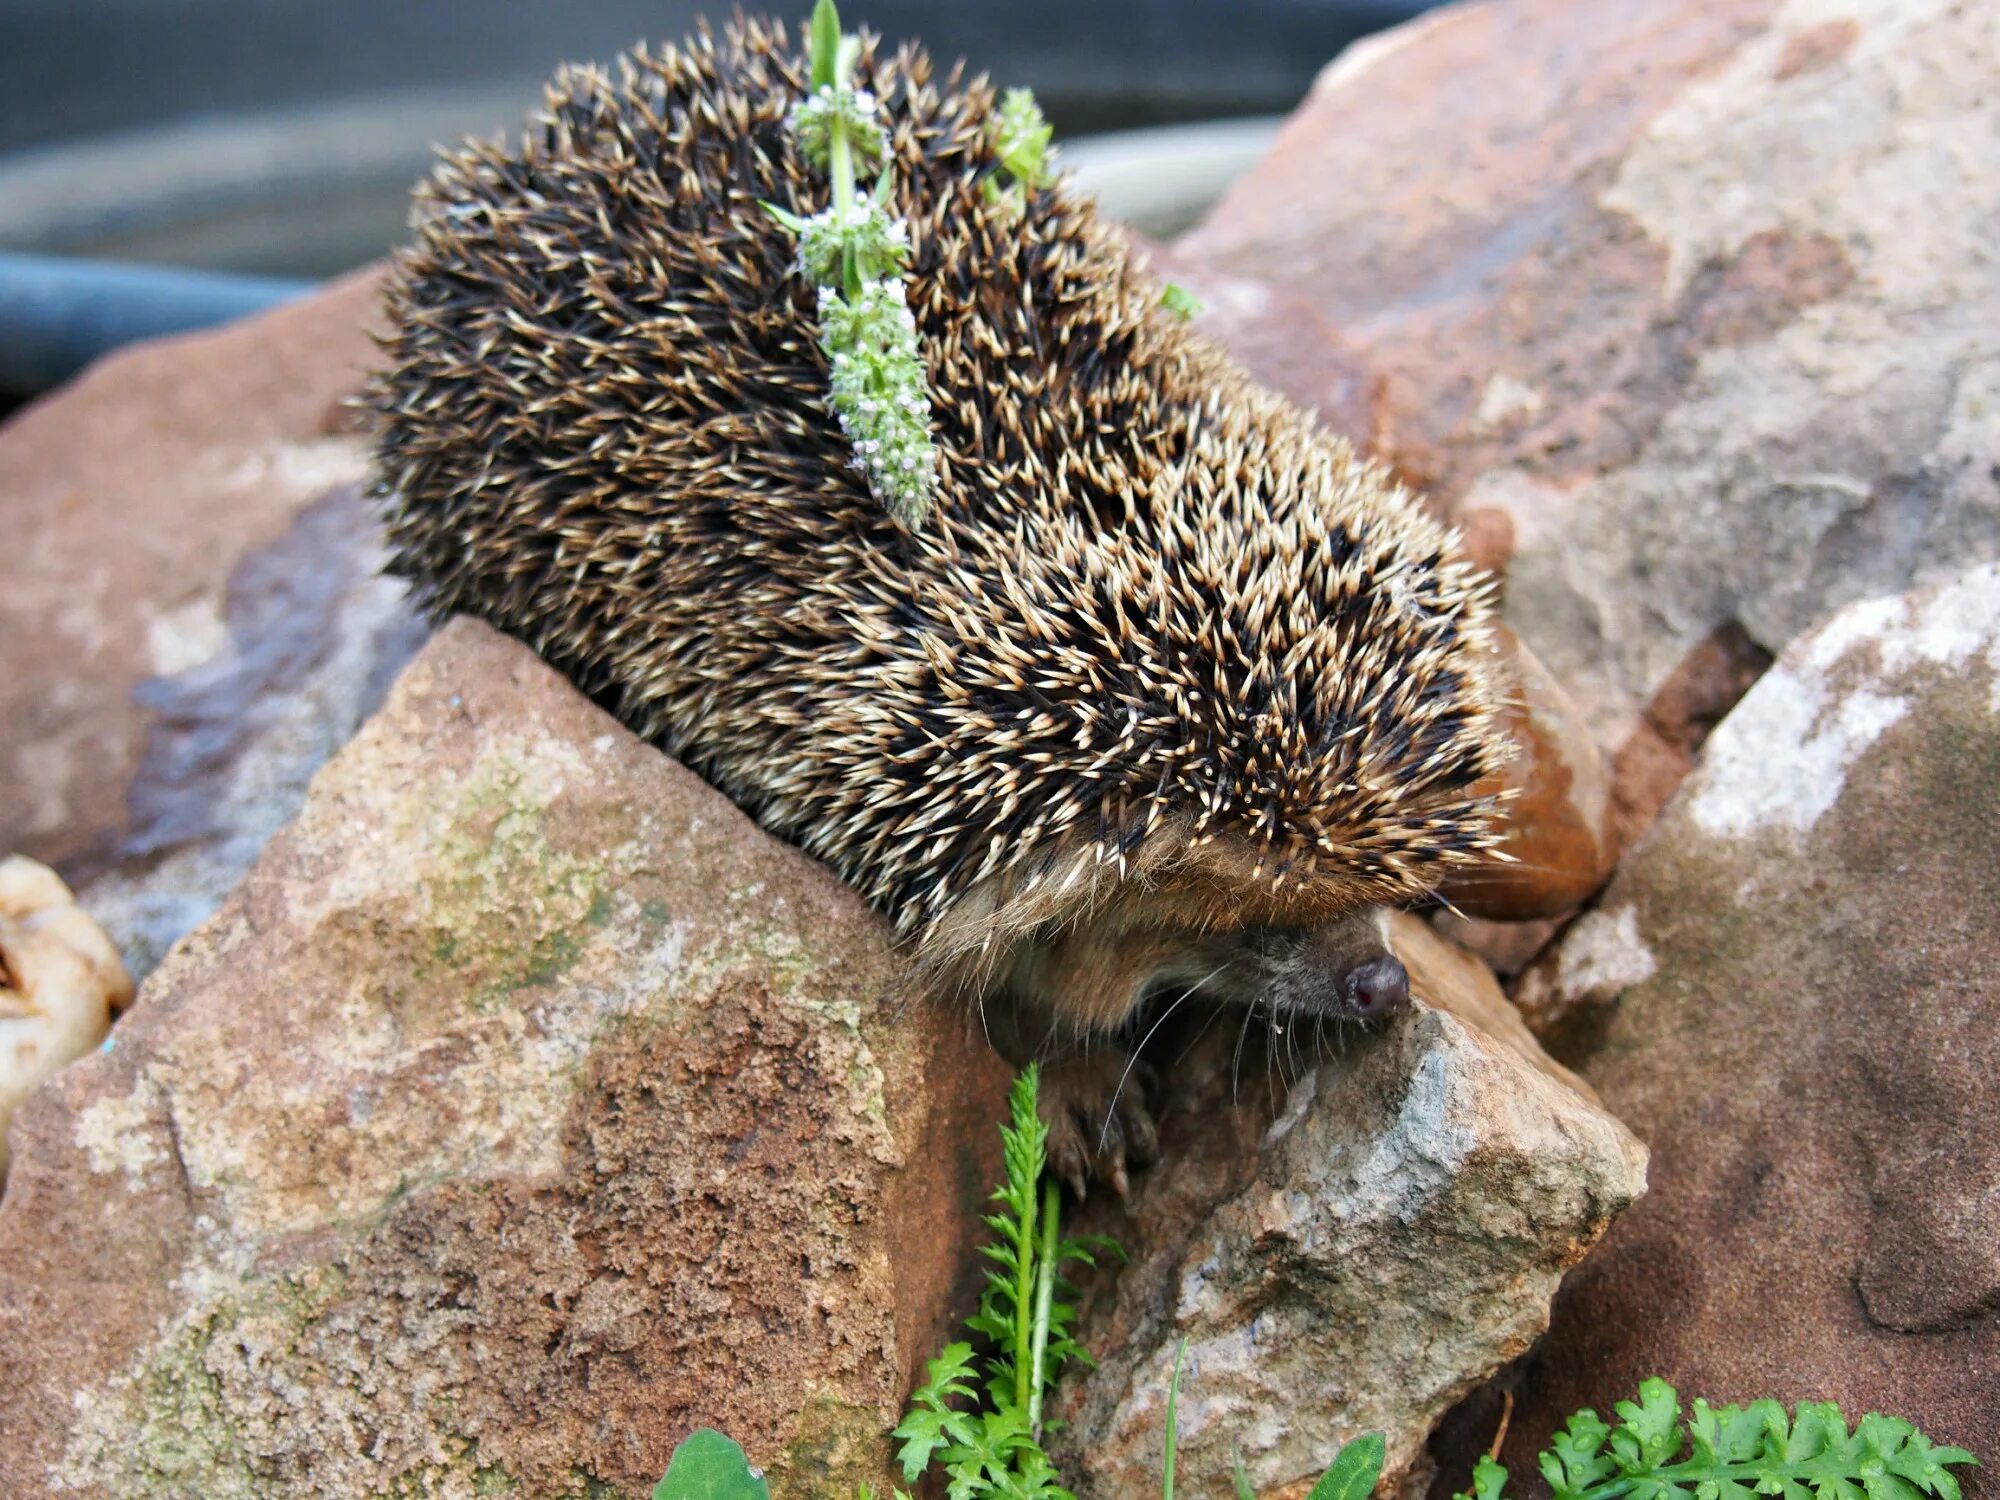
[1172,0,2000,846]
[0,857,134,1180]
[1496,565,2000,1483]
[1427,910,1560,981]
[1602,622,1774,858]
[1385,911,1595,1104]
[1436,627,1615,922]
[0,618,1013,1500]
[1051,993,1645,1497]
[0,268,427,978]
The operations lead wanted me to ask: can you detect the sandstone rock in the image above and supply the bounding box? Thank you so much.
[0,856,134,1180]
[0,268,426,978]
[1051,996,1645,1498]
[1173,0,2000,846]
[1494,564,2000,1485]
[0,618,1012,1500]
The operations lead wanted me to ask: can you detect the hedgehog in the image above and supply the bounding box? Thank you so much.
[370,16,1511,1191]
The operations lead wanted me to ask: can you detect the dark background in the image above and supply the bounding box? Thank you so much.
[0,0,1431,276]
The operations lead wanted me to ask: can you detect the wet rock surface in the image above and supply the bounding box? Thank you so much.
[1052,944,1645,1499]
[0,269,426,978]
[0,619,1011,1499]
[1494,565,2000,1484]
[1172,0,2000,845]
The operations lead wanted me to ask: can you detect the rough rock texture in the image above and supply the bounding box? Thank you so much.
[1052,972,1646,1498]
[1171,0,2000,840]
[1500,565,2000,1484]
[0,857,135,1179]
[0,619,1012,1500]
[1385,912,1595,1104]
[0,268,426,977]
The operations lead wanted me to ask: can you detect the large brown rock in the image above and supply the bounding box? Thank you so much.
[1498,565,2000,1486]
[1172,0,2000,841]
[0,619,1011,1499]
[0,268,425,977]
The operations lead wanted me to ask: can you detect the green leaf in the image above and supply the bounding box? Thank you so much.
[652,1430,770,1500]
[892,1343,981,1482]
[1550,1408,1617,1498]
[991,87,1055,189]
[1306,1433,1387,1500]
[760,200,808,232]
[1164,1338,1188,1500]
[1616,1380,1684,1471]
[808,0,840,92]
[1506,1384,1977,1500]
[1160,282,1203,320]
[1457,1454,1510,1500]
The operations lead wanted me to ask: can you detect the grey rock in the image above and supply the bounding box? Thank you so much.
[1054,999,1646,1498]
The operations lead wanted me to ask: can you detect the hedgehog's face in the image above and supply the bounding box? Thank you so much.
[1245,907,1410,1024]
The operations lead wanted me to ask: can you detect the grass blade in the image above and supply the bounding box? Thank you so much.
[1165,1338,1189,1500]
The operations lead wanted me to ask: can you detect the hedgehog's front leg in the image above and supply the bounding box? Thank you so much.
[992,926,1195,1197]
[1035,1050,1161,1200]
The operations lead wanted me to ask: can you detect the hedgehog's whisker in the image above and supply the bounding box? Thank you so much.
[1231,996,1259,1107]
[1099,980,1204,1154]
[1172,988,1230,1071]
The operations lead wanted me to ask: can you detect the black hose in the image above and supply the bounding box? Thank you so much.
[0,253,314,396]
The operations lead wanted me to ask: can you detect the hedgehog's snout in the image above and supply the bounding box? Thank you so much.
[1257,909,1410,1024]
[1339,954,1409,1021]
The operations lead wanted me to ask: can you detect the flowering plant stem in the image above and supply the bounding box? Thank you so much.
[827,104,860,298]
[769,0,939,525]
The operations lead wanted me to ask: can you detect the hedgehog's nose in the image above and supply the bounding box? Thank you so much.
[1343,955,1409,1020]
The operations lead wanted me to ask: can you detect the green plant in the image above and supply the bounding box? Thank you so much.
[1159,282,1204,320]
[889,1063,1114,1498]
[1454,1380,1977,1500]
[766,0,939,525]
[651,1091,1980,1500]
[984,86,1055,215]
[653,1428,768,1500]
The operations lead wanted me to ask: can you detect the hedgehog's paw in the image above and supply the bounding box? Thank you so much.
[1037,1050,1159,1201]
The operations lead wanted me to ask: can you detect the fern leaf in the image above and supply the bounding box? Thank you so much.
[1457,1384,1977,1500]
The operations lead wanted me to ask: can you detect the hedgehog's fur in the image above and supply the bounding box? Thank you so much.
[372,18,1511,1173]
